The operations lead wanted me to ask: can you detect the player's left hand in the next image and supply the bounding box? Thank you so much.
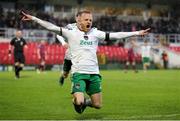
[21,11,33,21]
[138,28,151,36]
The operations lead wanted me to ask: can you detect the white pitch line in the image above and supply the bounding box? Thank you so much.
[126,113,180,119]
[101,113,180,120]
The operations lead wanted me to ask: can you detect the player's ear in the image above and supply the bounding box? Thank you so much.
[76,16,80,23]
[75,18,78,22]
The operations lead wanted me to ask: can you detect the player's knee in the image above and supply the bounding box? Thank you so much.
[74,98,84,105]
[76,101,84,106]
[63,72,69,78]
[93,102,102,109]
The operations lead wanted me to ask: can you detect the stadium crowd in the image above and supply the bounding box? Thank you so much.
[0,10,179,34]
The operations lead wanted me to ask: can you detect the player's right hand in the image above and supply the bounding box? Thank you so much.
[59,76,65,86]
[21,11,33,21]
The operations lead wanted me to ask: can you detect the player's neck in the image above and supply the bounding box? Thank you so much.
[77,24,90,33]
[16,37,21,39]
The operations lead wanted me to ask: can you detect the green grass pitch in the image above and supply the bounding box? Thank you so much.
[0,70,180,120]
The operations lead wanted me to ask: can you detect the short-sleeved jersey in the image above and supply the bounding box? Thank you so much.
[141,45,151,58]
[61,27,105,74]
[10,37,26,53]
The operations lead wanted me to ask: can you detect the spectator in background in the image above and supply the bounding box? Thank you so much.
[0,15,5,27]
[0,10,180,34]
[8,30,27,78]
[161,50,168,69]
[37,40,47,73]
[47,32,53,44]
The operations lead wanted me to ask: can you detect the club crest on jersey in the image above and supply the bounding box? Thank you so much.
[84,35,88,40]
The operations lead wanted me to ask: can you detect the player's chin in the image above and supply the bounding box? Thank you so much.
[86,25,91,31]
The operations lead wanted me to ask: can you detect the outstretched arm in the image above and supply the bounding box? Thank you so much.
[21,11,61,34]
[97,28,150,41]
[110,28,150,40]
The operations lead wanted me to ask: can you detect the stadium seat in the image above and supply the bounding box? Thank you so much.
[169,46,180,53]
[0,43,142,65]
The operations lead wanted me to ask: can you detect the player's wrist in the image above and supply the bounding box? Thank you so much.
[32,16,37,21]
[62,42,66,46]
[136,31,141,36]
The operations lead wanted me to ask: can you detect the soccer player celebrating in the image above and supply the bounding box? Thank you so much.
[21,10,150,114]
[8,30,27,78]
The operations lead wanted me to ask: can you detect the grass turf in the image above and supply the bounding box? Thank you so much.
[0,70,180,120]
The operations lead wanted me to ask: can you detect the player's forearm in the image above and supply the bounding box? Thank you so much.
[32,16,60,33]
[56,35,67,45]
[110,31,140,40]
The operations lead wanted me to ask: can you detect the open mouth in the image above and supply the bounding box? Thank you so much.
[86,25,90,28]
